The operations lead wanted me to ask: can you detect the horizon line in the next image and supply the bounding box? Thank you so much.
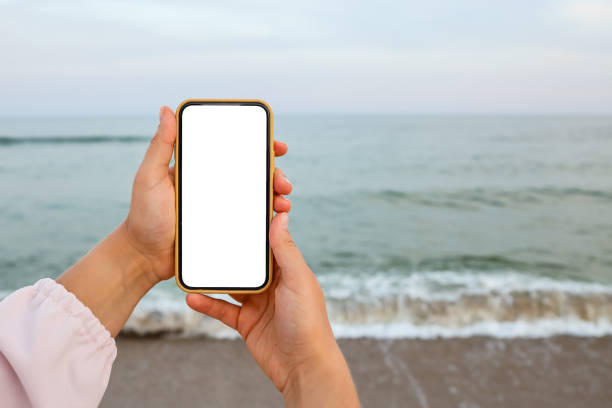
[1,111,612,119]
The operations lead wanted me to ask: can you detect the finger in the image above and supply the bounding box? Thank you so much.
[186,294,240,330]
[274,141,288,157]
[230,294,249,304]
[141,106,177,177]
[273,194,291,213]
[269,212,309,285]
[274,168,292,195]
[168,165,175,183]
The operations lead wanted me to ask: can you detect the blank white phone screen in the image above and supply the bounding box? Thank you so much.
[180,104,268,289]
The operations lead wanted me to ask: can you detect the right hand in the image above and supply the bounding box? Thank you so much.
[186,212,360,407]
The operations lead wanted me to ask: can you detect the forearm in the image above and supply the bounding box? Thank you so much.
[57,220,158,336]
[283,342,360,408]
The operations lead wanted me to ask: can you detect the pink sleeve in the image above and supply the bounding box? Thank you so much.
[0,278,117,408]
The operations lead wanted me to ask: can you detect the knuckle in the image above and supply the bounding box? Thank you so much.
[284,236,297,248]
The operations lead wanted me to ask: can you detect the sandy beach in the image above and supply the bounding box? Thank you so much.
[101,335,612,407]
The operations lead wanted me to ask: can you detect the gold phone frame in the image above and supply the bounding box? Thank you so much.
[174,99,274,294]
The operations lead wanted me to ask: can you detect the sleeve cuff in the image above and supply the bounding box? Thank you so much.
[32,278,116,352]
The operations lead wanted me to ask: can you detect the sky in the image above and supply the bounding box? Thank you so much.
[1,0,612,115]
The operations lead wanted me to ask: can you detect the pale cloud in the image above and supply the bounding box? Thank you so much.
[554,1,612,32]
[0,0,611,114]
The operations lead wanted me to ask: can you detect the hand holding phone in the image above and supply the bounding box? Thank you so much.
[124,105,292,285]
[58,105,292,338]
[186,213,360,407]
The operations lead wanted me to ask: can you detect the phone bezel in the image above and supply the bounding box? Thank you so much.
[175,99,273,293]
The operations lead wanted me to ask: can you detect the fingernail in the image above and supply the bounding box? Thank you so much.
[159,106,165,122]
[278,212,289,231]
[284,175,292,186]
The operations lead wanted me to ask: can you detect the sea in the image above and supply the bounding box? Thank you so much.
[2,114,612,339]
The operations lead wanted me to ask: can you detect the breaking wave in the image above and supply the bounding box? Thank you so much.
[0,135,148,145]
[122,271,612,339]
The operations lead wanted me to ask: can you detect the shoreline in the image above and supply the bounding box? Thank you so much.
[102,335,612,407]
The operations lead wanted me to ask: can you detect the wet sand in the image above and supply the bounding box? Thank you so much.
[101,336,612,407]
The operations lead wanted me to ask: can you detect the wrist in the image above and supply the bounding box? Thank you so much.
[117,220,161,288]
[57,223,158,336]
[122,214,175,282]
[283,339,359,407]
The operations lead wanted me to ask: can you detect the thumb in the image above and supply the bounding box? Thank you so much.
[269,212,309,280]
[140,106,176,177]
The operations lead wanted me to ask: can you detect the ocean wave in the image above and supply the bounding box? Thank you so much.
[121,271,612,339]
[318,270,612,301]
[370,187,612,207]
[318,254,582,279]
[0,135,149,145]
[331,319,612,339]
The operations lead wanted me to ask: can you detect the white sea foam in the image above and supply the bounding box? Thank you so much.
[318,269,612,302]
[120,271,612,339]
[331,318,612,339]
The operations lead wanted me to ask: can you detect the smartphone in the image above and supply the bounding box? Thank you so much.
[175,99,273,293]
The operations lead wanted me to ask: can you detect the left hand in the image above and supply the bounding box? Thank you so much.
[57,106,293,336]
[124,106,293,283]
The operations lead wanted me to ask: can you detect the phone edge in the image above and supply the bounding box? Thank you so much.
[174,98,274,294]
